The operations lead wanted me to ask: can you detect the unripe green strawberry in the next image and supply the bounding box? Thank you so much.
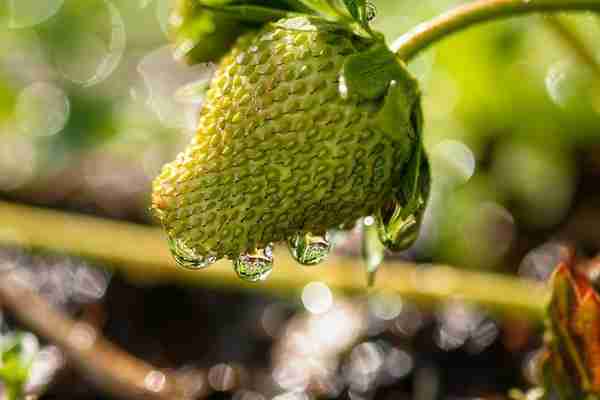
[152,16,425,268]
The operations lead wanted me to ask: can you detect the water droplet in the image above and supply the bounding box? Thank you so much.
[168,236,217,270]
[7,0,64,29]
[376,200,421,250]
[338,74,349,99]
[15,82,70,137]
[378,147,430,252]
[362,218,385,287]
[233,245,273,282]
[288,232,330,266]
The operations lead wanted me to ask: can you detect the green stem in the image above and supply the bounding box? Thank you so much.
[544,15,600,77]
[0,201,548,320]
[392,0,600,61]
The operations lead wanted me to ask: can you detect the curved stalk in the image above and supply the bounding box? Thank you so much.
[0,269,186,400]
[392,0,600,61]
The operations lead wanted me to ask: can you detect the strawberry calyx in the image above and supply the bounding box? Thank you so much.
[171,0,381,64]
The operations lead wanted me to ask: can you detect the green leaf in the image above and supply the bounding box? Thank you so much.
[173,9,248,63]
[292,0,339,17]
[169,0,339,64]
[340,0,376,30]
[343,44,417,101]
[342,0,361,20]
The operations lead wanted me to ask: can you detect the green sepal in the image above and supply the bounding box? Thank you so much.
[170,0,350,64]
[344,42,429,252]
[174,14,246,63]
[341,0,373,29]
[342,44,418,101]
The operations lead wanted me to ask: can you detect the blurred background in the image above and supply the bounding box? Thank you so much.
[0,0,599,398]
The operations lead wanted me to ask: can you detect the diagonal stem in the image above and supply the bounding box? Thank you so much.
[0,200,548,320]
[0,268,188,400]
[544,15,600,78]
[392,0,600,61]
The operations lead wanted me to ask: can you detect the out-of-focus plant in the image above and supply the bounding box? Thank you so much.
[512,253,600,400]
[541,257,600,400]
[0,332,37,400]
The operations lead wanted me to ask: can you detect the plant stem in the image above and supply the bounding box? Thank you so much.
[0,268,189,400]
[544,15,600,77]
[0,201,548,320]
[392,0,600,61]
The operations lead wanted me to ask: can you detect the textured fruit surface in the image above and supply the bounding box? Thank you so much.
[152,17,416,260]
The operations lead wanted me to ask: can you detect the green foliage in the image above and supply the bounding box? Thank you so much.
[0,333,36,400]
[171,0,380,64]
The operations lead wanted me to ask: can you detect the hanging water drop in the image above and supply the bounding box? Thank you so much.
[362,217,385,287]
[234,245,274,282]
[376,197,424,251]
[377,145,431,251]
[168,236,217,270]
[288,232,331,266]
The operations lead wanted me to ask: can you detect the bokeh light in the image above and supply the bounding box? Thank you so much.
[301,282,334,315]
[15,82,70,137]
